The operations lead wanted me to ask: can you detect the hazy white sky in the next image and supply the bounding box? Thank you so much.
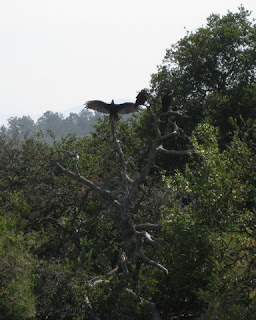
[0,0,256,120]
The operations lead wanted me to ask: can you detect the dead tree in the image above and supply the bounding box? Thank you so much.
[53,102,191,318]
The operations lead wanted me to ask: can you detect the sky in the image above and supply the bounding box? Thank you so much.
[0,0,256,124]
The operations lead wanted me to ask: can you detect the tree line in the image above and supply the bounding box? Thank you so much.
[0,109,101,141]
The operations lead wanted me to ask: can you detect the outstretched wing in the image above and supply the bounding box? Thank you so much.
[117,102,138,114]
[85,100,111,114]
[85,100,140,115]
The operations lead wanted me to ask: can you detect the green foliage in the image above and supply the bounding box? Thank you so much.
[151,6,256,144]
[157,210,212,317]
[179,120,256,229]
[198,233,256,320]
[163,120,256,318]
[34,261,94,320]
[0,217,36,319]
[168,6,256,93]
[87,274,159,320]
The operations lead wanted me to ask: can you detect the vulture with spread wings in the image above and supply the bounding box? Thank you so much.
[85,89,148,120]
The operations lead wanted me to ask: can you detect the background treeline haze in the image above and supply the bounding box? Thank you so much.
[0,109,100,141]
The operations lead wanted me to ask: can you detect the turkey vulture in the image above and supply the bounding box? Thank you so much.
[85,100,138,120]
[161,92,173,112]
[85,89,148,120]
[135,89,148,107]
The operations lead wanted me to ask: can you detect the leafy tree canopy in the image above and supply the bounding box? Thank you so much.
[151,6,256,141]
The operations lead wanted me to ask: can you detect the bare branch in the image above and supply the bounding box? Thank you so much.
[157,145,192,155]
[129,109,185,197]
[119,249,129,276]
[110,118,134,184]
[125,289,161,320]
[72,158,80,176]
[57,149,77,157]
[53,160,113,197]
[152,112,162,139]
[106,266,119,276]
[133,223,167,274]
[131,138,159,194]
[138,250,168,275]
[160,130,179,141]
[37,216,63,227]
[167,110,190,118]
[57,149,81,175]
[136,230,156,244]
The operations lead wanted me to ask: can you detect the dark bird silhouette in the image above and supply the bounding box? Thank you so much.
[85,100,138,120]
[135,89,148,107]
[85,89,148,120]
[161,92,173,112]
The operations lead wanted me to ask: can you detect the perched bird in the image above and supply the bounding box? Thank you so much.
[85,89,148,120]
[135,89,148,107]
[161,92,173,112]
